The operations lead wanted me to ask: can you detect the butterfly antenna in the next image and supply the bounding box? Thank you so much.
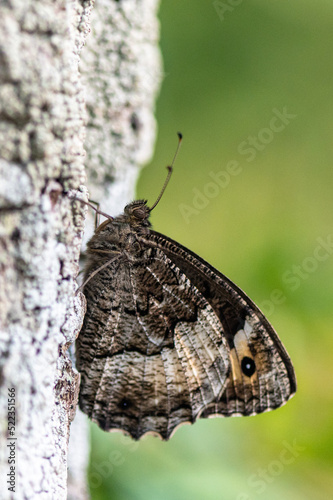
[149,132,183,212]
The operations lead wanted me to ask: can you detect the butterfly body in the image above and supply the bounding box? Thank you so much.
[76,199,296,440]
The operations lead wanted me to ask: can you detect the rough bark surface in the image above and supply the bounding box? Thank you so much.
[0,0,161,498]
[0,1,93,498]
[79,0,162,228]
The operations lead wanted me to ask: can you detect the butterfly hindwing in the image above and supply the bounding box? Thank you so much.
[77,242,231,439]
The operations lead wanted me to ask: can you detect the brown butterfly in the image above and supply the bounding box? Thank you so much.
[75,134,296,440]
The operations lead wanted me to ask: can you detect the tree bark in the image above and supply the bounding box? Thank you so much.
[0,0,161,499]
[80,0,162,223]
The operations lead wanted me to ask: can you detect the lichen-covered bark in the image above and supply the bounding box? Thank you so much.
[0,0,162,498]
[80,0,162,222]
[0,1,93,498]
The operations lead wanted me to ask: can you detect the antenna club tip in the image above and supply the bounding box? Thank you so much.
[177,132,183,140]
[166,165,173,173]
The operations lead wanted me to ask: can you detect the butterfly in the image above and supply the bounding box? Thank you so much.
[75,134,296,440]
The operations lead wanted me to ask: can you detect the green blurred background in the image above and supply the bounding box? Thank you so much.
[88,2,333,499]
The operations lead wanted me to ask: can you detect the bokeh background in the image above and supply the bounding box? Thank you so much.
[88,2,333,499]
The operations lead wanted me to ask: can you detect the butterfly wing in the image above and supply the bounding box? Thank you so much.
[77,226,296,441]
[143,230,297,420]
[77,242,232,440]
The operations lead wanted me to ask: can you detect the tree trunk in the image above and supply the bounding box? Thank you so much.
[0,1,161,499]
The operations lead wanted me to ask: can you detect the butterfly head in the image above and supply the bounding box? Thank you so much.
[123,200,151,231]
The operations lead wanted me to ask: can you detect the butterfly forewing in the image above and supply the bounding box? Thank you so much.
[142,231,296,415]
[76,201,296,440]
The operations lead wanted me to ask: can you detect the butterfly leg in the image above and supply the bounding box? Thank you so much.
[88,199,101,229]
[76,252,120,294]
